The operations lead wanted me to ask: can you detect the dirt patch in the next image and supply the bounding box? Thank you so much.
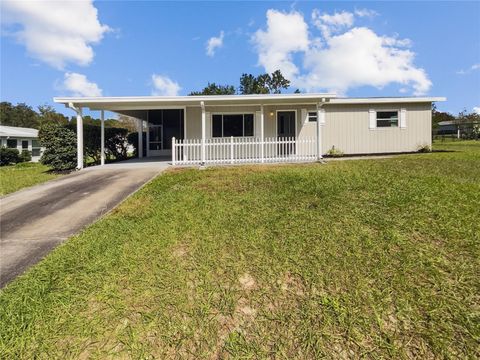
[239,273,256,290]
[278,271,306,296]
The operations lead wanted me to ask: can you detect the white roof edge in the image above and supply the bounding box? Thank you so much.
[53,93,337,104]
[328,97,446,104]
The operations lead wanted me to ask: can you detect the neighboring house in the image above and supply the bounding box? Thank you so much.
[54,93,446,169]
[437,120,480,138]
[0,125,44,162]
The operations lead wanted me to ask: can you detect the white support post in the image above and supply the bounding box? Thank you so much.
[260,105,265,163]
[201,101,206,166]
[76,107,84,169]
[138,118,143,159]
[316,101,323,161]
[172,137,176,165]
[100,110,105,165]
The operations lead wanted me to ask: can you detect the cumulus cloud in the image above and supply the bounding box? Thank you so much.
[62,72,102,97]
[354,8,379,18]
[252,10,309,80]
[1,0,110,69]
[206,31,224,57]
[473,106,480,115]
[151,74,181,96]
[252,8,432,95]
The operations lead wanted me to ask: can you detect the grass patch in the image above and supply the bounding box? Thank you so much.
[1,141,479,358]
[0,162,59,196]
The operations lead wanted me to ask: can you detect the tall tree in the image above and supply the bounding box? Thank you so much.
[239,70,290,94]
[189,83,236,95]
[38,105,68,127]
[0,102,39,128]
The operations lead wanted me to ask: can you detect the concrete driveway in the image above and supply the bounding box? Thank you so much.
[0,161,168,288]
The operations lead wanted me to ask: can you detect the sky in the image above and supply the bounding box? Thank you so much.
[1,1,479,117]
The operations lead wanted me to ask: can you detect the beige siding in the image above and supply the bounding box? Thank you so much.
[184,102,432,154]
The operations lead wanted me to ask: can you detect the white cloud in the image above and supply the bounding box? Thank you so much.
[62,72,102,97]
[252,10,309,80]
[151,74,181,96]
[473,106,480,115]
[457,63,480,75]
[206,31,224,57]
[1,0,110,69]
[354,8,379,18]
[252,9,432,96]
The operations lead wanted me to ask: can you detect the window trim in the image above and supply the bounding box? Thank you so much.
[375,109,400,129]
[211,112,255,138]
[307,111,317,122]
[275,109,297,137]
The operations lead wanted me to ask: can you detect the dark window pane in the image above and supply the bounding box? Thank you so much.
[244,114,254,136]
[32,149,41,157]
[223,114,243,137]
[7,139,17,148]
[22,140,29,149]
[32,140,40,148]
[376,111,398,127]
[308,112,317,122]
[212,115,222,137]
[162,109,182,149]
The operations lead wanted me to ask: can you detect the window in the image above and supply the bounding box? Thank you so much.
[212,114,254,137]
[7,139,17,148]
[376,111,398,127]
[22,140,29,149]
[32,140,42,157]
[308,111,317,122]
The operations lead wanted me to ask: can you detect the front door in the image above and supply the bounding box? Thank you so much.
[277,111,296,155]
[149,124,163,155]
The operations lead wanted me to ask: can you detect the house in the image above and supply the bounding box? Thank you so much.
[54,94,446,169]
[0,125,44,162]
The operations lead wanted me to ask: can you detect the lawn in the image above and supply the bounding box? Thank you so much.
[0,162,59,196]
[1,141,479,358]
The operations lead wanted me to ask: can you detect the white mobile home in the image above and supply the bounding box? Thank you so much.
[0,125,44,162]
[54,94,446,168]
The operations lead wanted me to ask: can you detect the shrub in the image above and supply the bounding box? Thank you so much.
[39,123,77,171]
[417,144,432,153]
[20,149,32,162]
[326,145,344,157]
[127,131,147,157]
[0,147,20,166]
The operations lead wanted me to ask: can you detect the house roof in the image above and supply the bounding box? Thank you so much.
[53,93,446,111]
[0,125,39,138]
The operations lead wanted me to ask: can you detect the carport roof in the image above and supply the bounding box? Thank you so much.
[53,93,446,111]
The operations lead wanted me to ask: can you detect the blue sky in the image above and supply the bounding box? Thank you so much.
[1,1,479,117]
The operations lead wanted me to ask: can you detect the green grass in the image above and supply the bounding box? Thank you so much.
[0,162,59,196]
[1,141,479,358]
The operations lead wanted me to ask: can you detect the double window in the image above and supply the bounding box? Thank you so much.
[376,111,398,127]
[212,114,254,137]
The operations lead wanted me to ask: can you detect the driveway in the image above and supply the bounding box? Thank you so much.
[0,161,169,288]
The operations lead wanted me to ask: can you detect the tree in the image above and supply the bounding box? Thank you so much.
[189,83,236,95]
[39,123,77,171]
[0,102,39,128]
[117,114,138,132]
[432,104,455,131]
[38,105,68,127]
[239,70,290,94]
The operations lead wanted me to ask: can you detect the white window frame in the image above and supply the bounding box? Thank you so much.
[375,109,400,129]
[211,112,255,138]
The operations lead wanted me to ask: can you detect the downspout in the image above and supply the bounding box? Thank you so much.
[316,97,327,162]
[68,102,84,170]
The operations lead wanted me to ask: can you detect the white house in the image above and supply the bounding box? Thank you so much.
[54,93,446,169]
[0,125,44,162]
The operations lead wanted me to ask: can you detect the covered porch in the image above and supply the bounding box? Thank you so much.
[54,93,335,168]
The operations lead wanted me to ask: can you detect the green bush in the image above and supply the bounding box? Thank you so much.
[127,131,147,157]
[326,145,344,157]
[0,147,20,166]
[20,149,32,162]
[417,144,432,153]
[39,123,77,171]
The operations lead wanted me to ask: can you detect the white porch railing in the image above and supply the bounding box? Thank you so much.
[172,136,316,165]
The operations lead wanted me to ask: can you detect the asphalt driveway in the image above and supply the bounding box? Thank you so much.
[0,163,167,288]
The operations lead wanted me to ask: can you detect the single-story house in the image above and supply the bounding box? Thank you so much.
[54,94,446,169]
[0,125,44,162]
